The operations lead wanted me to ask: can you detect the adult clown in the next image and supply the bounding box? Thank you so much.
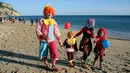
[36,5,63,71]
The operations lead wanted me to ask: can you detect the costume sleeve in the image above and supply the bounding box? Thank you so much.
[63,39,67,47]
[54,20,61,41]
[74,41,78,52]
[91,29,95,38]
[36,18,43,36]
[95,36,100,42]
[74,27,85,38]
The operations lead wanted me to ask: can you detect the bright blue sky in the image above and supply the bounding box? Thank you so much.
[0,0,130,15]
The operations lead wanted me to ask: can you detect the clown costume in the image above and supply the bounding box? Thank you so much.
[36,5,63,71]
[74,18,95,68]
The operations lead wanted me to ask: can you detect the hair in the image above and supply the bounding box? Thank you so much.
[67,31,75,38]
[43,5,55,16]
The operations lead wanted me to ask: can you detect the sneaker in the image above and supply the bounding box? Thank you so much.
[69,62,74,67]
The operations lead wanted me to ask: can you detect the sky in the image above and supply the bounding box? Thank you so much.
[0,0,130,15]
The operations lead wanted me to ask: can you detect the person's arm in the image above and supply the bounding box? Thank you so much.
[36,18,48,40]
[74,41,78,52]
[94,36,100,43]
[90,28,95,38]
[54,20,61,41]
[74,27,85,38]
[53,20,63,46]
[63,39,67,47]
[36,19,43,37]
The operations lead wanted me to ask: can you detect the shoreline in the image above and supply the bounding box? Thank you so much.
[61,27,130,41]
[2,16,130,40]
[1,20,130,41]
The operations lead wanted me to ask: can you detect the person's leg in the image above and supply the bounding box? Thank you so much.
[99,49,104,69]
[52,58,56,67]
[82,53,88,64]
[71,52,74,61]
[39,41,48,65]
[88,42,92,56]
[99,59,103,69]
[67,52,71,61]
[93,54,98,67]
[67,52,72,66]
[79,42,83,52]
[82,44,89,64]
[68,52,74,67]
[48,41,59,70]
[43,57,48,67]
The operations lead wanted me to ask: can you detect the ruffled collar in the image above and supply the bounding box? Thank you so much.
[67,38,76,45]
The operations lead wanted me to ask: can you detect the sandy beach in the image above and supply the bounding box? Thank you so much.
[0,22,130,73]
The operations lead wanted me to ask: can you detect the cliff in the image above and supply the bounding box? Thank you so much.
[0,2,20,16]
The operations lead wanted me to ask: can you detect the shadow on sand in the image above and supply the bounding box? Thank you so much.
[0,50,68,71]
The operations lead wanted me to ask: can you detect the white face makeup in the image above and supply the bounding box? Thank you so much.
[47,13,52,18]
[85,24,92,28]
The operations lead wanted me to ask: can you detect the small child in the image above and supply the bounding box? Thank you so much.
[63,31,78,67]
[93,28,110,70]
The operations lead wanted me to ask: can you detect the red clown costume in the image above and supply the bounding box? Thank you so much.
[93,28,108,70]
[94,28,107,61]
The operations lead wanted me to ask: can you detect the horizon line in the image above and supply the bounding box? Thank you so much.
[7,14,130,17]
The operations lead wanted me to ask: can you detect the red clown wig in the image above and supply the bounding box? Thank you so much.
[43,5,55,16]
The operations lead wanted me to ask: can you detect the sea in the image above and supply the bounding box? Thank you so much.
[9,15,130,39]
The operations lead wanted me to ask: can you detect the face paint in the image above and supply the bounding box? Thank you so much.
[45,13,52,19]
[85,24,92,28]
[47,13,52,18]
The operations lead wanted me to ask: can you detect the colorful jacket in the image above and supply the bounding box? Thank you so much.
[36,18,61,43]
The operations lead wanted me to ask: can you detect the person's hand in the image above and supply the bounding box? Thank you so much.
[39,35,44,39]
[44,35,48,41]
[58,40,63,47]
[109,44,112,47]
[39,35,48,41]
